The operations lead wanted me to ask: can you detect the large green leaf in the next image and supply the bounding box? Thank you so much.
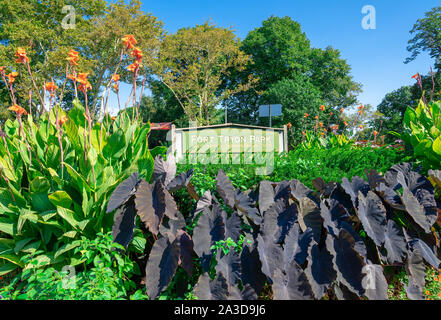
[103,128,126,159]
[49,191,73,209]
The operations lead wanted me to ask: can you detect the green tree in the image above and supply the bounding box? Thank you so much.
[152,21,257,125]
[224,16,361,129]
[375,86,416,136]
[405,6,441,68]
[0,0,163,116]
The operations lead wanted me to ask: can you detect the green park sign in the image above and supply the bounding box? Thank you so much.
[171,123,287,162]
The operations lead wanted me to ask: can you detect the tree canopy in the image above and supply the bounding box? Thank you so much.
[223,16,361,136]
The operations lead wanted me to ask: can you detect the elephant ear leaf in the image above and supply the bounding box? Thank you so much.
[235,190,262,225]
[106,172,139,213]
[326,230,366,297]
[290,179,314,202]
[304,240,336,300]
[216,170,236,208]
[408,238,441,269]
[357,191,387,247]
[135,180,178,236]
[298,197,322,242]
[167,169,194,193]
[341,176,370,208]
[262,200,297,244]
[362,263,388,300]
[404,248,426,300]
[225,212,242,242]
[194,273,229,300]
[395,170,438,233]
[258,180,275,214]
[152,155,176,186]
[176,230,194,277]
[145,236,180,299]
[111,198,136,249]
[284,224,313,268]
[240,244,267,295]
[384,220,407,264]
[193,205,225,271]
[257,234,284,282]
[272,263,314,300]
[215,251,241,287]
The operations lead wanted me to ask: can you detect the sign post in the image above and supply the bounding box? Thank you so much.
[259,104,282,127]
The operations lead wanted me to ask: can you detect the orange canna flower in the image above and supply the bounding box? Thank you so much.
[287,122,292,129]
[319,122,324,128]
[122,34,138,50]
[76,73,89,85]
[66,49,79,66]
[68,74,77,82]
[411,73,419,79]
[304,113,309,118]
[111,116,117,121]
[44,81,58,93]
[314,115,319,120]
[373,130,378,136]
[111,74,120,82]
[8,104,27,116]
[127,60,142,72]
[113,83,119,91]
[359,125,364,129]
[7,72,18,84]
[358,105,364,110]
[320,105,325,111]
[58,115,68,126]
[425,290,430,295]
[323,128,327,133]
[0,66,5,75]
[131,47,143,61]
[358,110,363,115]
[78,81,92,94]
[344,121,348,126]
[340,108,344,113]
[302,131,306,136]
[15,47,29,64]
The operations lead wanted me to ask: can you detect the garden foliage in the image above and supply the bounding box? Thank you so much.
[108,154,441,300]
[0,100,156,275]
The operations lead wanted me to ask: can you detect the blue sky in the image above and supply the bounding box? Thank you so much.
[109,0,439,115]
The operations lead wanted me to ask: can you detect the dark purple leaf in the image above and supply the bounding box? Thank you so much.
[384,220,407,264]
[166,169,194,193]
[216,170,236,208]
[357,191,387,246]
[362,263,388,300]
[193,206,225,271]
[257,234,284,281]
[194,273,229,300]
[145,237,180,299]
[240,244,267,295]
[215,251,241,287]
[107,172,139,213]
[326,230,366,297]
[272,263,314,300]
[111,198,136,248]
[283,224,313,268]
[235,190,262,225]
[304,241,336,300]
[258,180,275,214]
[152,155,176,186]
[135,180,178,236]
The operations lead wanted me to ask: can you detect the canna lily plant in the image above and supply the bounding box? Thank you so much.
[0,36,161,275]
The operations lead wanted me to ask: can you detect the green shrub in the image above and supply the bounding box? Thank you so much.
[0,232,141,300]
[0,100,156,275]
[396,99,441,171]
